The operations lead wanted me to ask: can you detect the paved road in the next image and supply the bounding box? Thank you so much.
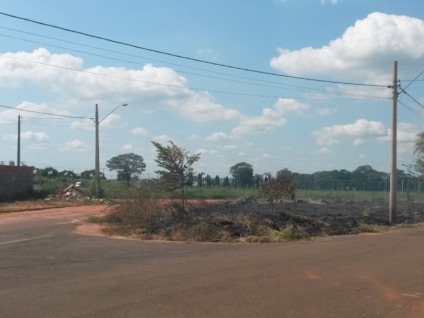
[0,206,423,318]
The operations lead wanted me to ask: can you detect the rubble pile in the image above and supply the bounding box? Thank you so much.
[46,184,90,202]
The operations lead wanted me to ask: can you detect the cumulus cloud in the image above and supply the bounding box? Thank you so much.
[380,122,420,143]
[132,127,148,136]
[21,131,50,142]
[206,132,230,141]
[313,119,387,146]
[270,12,424,83]
[152,135,174,144]
[60,139,89,152]
[0,101,72,124]
[168,93,241,122]
[0,49,240,123]
[231,98,309,137]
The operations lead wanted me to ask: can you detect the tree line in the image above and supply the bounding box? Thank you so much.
[36,138,424,195]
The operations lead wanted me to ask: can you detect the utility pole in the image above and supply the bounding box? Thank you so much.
[95,104,100,197]
[389,61,398,224]
[94,103,128,198]
[17,115,21,166]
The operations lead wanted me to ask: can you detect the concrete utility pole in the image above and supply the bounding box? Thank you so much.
[389,61,398,224]
[95,104,100,198]
[94,103,128,198]
[17,115,21,166]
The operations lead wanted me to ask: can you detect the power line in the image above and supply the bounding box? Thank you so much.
[0,11,390,88]
[0,104,88,119]
[399,88,424,109]
[0,27,390,100]
[0,54,389,102]
[398,100,424,119]
[403,70,424,91]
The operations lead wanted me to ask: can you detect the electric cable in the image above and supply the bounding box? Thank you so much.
[0,104,89,119]
[0,11,390,88]
[0,27,390,100]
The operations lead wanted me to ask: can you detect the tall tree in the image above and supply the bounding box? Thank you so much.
[414,132,424,175]
[106,153,146,187]
[229,162,254,188]
[214,175,220,187]
[152,141,200,209]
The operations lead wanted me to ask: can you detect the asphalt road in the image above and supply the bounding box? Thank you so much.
[0,206,423,318]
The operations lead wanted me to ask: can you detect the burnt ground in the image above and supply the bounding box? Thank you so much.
[103,198,424,242]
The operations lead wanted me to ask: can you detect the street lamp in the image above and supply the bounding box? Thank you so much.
[94,103,128,197]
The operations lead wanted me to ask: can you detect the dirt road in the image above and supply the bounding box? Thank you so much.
[0,205,423,317]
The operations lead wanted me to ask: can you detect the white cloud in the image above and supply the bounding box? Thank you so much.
[380,122,420,143]
[0,101,72,124]
[169,93,241,122]
[270,12,424,83]
[313,119,386,146]
[231,98,309,137]
[152,135,174,144]
[0,49,240,123]
[122,144,133,151]
[207,132,229,141]
[60,139,89,152]
[131,127,148,136]
[21,131,50,142]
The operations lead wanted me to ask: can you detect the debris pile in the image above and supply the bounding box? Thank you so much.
[46,184,90,202]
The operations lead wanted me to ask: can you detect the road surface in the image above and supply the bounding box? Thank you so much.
[0,206,423,317]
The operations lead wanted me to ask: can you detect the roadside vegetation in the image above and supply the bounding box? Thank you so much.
[87,183,424,243]
[28,139,424,243]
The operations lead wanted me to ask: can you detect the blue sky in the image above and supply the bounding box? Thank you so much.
[1,0,424,178]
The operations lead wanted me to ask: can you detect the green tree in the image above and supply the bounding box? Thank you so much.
[229,162,254,188]
[106,153,146,187]
[152,141,201,209]
[414,132,424,175]
[214,175,220,187]
[80,169,96,179]
[40,166,59,177]
[197,173,204,187]
[205,174,212,187]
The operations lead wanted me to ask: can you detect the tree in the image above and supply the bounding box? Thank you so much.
[197,173,204,187]
[229,162,254,188]
[152,141,201,209]
[106,153,146,187]
[414,132,424,175]
[259,171,296,212]
[80,169,96,179]
[214,175,220,187]
[205,174,212,187]
[40,166,59,177]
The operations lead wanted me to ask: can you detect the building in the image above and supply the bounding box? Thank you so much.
[0,164,34,201]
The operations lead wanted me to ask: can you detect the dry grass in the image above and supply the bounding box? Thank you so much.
[90,189,424,243]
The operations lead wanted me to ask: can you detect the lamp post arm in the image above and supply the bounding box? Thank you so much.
[99,103,128,124]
